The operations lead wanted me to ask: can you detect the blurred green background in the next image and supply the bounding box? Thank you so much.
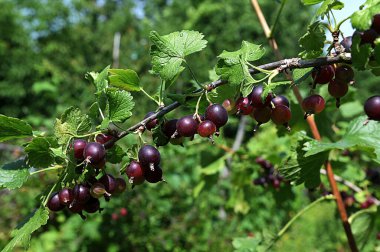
[0,0,379,251]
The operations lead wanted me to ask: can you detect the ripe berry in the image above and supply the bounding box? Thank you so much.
[250,85,273,107]
[47,192,65,212]
[90,182,108,198]
[328,79,349,108]
[205,104,228,128]
[360,198,375,209]
[99,174,117,194]
[312,65,335,84]
[68,200,84,214]
[72,184,91,204]
[364,95,380,121]
[96,133,114,148]
[58,188,74,206]
[120,207,128,216]
[271,95,290,108]
[271,105,292,129]
[84,197,101,213]
[176,116,198,137]
[236,97,253,115]
[253,177,266,186]
[126,161,145,185]
[144,111,159,130]
[302,95,325,118]
[255,157,272,170]
[252,106,271,132]
[372,14,380,33]
[145,166,163,183]
[114,178,127,194]
[340,36,352,52]
[83,142,106,164]
[334,65,354,83]
[163,119,178,138]
[360,29,379,45]
[72,139,87,160]
[197,120,217,137]
[272,179,281,189]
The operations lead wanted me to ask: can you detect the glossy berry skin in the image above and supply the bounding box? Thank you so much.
[163,119,178,138]
[99,174,117,194]
[83,142,106,164]
[95,133,114,148]
[312,65,335,84]
[72,139,87,160]
[328,79,349,98]
[340,36,352,52]
[252,106,271,124]
[250,85,273,107]
[302,95,325,115]
[58,188,74,206]
[236,97,253,115]
[271,95,290,108]
[138,145,161,168]
[364,95,380,121]
[205,104,228,128]
[197,120,217,137]
[372,14,380,33]
[271,105,292,125]
[145,166,163,183]
[334,65,354,83]
[48,192,65,212]
[126,161,145,185]
[73,184,91,204]
[84,197,100,213]
[176,116,198,137]
[68,200,84,213]
[360,29,379,45]
[144,111,159,130]
[114,178,127,194]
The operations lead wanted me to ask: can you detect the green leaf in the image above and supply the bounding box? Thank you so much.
[108,69,140,91]
[200,156,227,175]
[0,159,30,190]
[232,236,262,252]
[301,0,324,5]
[86,66,110,94]
[292,67,313,84]
[0,115,33,142]
[208,84,239,104]
[106,144,125,164]
[315,0,344,17]
[279,132,328,188]
[240,41,266,62]
[351,0,380,31]
[150,30,207,81]
[351,35,372,70]
[2,206,49,252]
[216,61,246,86]
[262,81,291,100]
[54,107,91,146]
[304,116,380,163]
[25,137,55,168]
[299,22,326,59]
[107,90,134,123]
[349,207,377,250]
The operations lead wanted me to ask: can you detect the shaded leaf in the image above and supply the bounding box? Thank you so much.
[299,22,326,59]
[349,207,377,250]
[25,137,55,168]
[0,159,29,189]
[0,115,33,142]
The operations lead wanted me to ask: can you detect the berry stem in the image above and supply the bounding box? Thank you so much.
[141,88,160,105]
[184,61,203,88]
[30,165,64,175]
[269,0,287,38]
[194,92,205,118]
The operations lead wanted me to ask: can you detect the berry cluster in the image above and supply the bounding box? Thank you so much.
[355,14,380,47]
[224,85,292,132]
[47,174,126,219]
[252,157,285,189]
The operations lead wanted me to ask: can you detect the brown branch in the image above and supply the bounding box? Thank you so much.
[249,0,358,251]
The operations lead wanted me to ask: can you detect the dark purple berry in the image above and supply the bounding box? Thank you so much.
[96,133,114,148]
[334,65,354,83]
[205,104,228,128]
[364,95,380,121]
[47,192,65,212]
[144,111,159,130]
[68,200,84,214]
[328,79,349,108]
[58,188,74,206]
[84,197,100,213]
[250,85,273,108]
[72,139,87,160]
[271,105,292,126]
[126,161,145,185]
[176,116,198,137]
[114,178,127,194]
[163,119,178,138]
[197,120,217,137]
[236,97,254,115]
[253,177,266,186]
[271,95,290,108]
[302,95,325,118]
[83,142,106,164]
[145,166,163,183]
[360,29,379,45]
[99,174,117,194]
[372,14,380,33]
[312,65,335,84]
[138,145,161,170]
[340,36,352,52]
[72,184,91,204]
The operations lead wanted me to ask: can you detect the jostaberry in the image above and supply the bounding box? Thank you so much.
[126,161,145,185]
[197,120,217,137]
[236,97,253,115]
[250,85,273,107]
[364,95,380,121]
[83,142,106,165]
[328,79,349,108]
[72,139,87,160]
[58,188,74,206]
[312,65,335,84]
[271,95,290,108]
[145,166,163,183]
[302,95,325,118]
[271,105,292,130]
[176,116,198,137]
[144,111,159,130]
[47,192,65,212]
[205,104,228,128]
